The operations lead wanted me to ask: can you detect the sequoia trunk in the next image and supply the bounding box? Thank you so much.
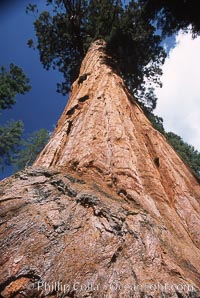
[0,40,200,298]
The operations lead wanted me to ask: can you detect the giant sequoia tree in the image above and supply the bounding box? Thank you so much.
[0,39,200,298]
[26,0,200,177]
[0,2,200,297]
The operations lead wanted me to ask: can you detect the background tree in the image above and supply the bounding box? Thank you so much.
[165,132,200,179]
[27,0,166,111]
[0,64,31,171]
[0,64,49,174]
[0,63,31,110]
[0,121,24,172]
[146,112,200,178]
[12,128,50,171]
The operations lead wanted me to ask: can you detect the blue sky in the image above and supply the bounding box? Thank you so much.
[155,32,200,151]
[0,0,67,179]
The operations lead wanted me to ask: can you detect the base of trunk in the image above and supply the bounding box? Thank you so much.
[0,167,199,298]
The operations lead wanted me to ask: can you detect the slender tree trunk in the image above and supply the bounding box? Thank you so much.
[0,40,200,298]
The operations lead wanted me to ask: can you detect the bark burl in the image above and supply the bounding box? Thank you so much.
[0,40,200,298]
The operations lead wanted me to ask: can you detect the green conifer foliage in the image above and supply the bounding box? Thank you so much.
[12,129,50,171]
[166,132,200,179]
[0,64,31,110]
[0,64,31,172]
[27,0,166,111]
[140,0,200,38]
[0,121,24,172]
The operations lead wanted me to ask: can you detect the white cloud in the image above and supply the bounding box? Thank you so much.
[155,32,200,151]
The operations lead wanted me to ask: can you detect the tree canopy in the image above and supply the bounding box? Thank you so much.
[27,0,166,111]
[27,0,200,111]
[140,0,200,38]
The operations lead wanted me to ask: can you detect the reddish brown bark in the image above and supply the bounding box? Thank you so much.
[0,40,200,297]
